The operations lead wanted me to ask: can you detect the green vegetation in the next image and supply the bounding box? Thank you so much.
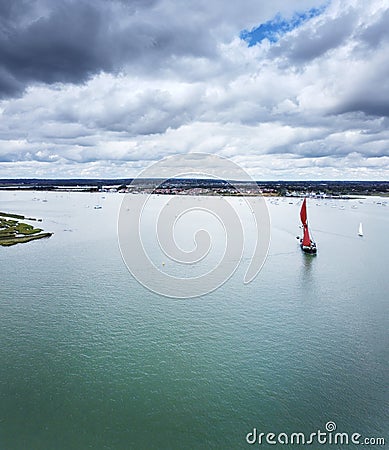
[0,213,52,247]
[0,211,25,219]
[0,211,38,221]
[0,233,53,247]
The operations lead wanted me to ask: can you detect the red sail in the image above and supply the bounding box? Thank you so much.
[300,198,307,225]
[302,224,311,246]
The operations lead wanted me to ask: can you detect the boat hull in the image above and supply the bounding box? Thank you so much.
[300,242,317,254]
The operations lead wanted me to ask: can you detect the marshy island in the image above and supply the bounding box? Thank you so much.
[0,212,52,247]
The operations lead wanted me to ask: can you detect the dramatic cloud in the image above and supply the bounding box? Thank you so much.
[0,0,388,179]
[0,0,322,98]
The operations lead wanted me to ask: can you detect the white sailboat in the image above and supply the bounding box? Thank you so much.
[358,222,363,237]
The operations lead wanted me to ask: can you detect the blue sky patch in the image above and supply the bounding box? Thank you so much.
[240,4,328,46]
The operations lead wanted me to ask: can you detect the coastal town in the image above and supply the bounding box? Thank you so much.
[0,179,388,198]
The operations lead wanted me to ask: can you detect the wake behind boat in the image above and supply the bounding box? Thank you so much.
[299,199,317,254]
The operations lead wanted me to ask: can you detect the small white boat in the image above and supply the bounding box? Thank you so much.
[358,222,363,237]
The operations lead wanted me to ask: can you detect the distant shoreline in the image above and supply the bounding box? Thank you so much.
[0,179,388,197]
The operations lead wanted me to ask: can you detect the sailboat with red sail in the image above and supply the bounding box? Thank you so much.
[299,199,317,254]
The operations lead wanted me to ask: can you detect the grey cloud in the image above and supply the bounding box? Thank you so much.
[0,0,217,98]
[60,87,199,136]
[0,1,113,96]
[270,11,357,64]
[332,57,389,118]
[265,3,389,120]
[337,99,389,118]
[0,0,328,98]
[0,0,31,22]
[0,148,58,163]
[267,135,389,159]
[0,66,24,96]
[359,8,389,48]
[0,153,16,163]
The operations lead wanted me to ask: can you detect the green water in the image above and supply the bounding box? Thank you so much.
[0,192,388,449]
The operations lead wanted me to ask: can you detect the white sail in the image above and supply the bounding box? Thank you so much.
[358,222,363,236]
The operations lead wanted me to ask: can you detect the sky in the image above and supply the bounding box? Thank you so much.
[0,0,388,180]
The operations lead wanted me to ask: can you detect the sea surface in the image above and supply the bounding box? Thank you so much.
[0,191,388,449]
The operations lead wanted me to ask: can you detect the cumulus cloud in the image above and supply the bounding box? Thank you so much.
[0,0,323,98]
[0,0,388,179]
